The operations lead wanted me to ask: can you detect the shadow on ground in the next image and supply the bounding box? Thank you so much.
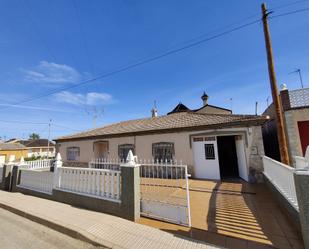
[138,179,304,249]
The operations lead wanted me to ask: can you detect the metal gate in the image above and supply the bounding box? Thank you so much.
[139,161,191,227]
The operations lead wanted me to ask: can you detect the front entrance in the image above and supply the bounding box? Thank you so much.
[192,134,248,181]
[217,136,239,179]
[192,137,220,180]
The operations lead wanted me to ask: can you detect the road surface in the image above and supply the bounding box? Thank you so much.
[0,208,105,249]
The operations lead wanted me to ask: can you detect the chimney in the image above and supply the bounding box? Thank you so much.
[280,83,291,111]
[151,101,158,117]
[201,91,209,106]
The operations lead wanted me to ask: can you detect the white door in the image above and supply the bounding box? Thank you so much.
[235,137,249,181]
[192,137,220,180]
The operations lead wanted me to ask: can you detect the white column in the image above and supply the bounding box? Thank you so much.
[54,153,63,189]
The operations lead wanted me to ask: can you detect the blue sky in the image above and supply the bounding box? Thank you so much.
[0,0,308,140]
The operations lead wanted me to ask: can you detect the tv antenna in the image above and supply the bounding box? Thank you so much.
[266,96,270,107]
[85,106,104,128]
[289,69,304,88]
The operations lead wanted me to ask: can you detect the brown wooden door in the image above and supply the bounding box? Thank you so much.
[298,121,309,156]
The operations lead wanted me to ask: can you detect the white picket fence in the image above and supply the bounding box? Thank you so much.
[263,156,298,210]
[18,169,54,194]
[23,159,54,170]
[55,167,121,202]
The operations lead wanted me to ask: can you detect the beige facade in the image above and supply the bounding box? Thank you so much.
[57,125,265,182]
[284,108,309,161]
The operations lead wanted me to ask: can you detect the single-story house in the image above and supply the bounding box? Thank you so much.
[262,85,309,164]
[0,143,28,164]
[7,139,56,158]
[55,93,268,182]
[20,139,56,158]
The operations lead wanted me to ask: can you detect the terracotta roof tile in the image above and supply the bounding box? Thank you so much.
[55,112,268,141]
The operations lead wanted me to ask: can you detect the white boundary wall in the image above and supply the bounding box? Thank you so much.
[18,170,54,194]
[263,156,298,210]
[55,167,121,202]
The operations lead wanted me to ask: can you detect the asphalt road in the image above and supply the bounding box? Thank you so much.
[0,208,106,249]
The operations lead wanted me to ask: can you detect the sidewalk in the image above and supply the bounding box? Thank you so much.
[0,191,222,249]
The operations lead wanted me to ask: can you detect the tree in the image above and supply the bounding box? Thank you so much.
[29,133,40,140]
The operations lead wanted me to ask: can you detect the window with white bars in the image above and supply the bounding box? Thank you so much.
[67,147,80,161]
[204,144,215,160]
[152,142,174,162]
[118,144,135,161]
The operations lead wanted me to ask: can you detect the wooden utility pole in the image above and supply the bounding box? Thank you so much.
[261,3,290,165]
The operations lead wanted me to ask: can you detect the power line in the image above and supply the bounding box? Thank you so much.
[1,1,308,112]
[270,0,309,11]
[0,119,48,125]
[270,7,309,18]
[52,123,82,132]
[0,18,261,111]
[0,119,81,132]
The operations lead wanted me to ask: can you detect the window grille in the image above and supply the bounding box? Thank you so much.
[205,144,215,160]
[118,144,135,161]
[152,142,174,162]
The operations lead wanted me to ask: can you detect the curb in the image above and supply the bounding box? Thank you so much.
[0,202,115,248]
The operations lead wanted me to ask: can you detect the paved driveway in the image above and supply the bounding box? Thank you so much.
[139,179,304,249]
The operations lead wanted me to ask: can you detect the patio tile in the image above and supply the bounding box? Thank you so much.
[225,237,247,249]
[139,179,303,249]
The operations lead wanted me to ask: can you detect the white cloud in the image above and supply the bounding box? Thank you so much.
[22,61,81,84]
[55,91,113,106]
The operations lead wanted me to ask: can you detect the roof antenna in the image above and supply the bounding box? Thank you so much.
[151,100,158,118]
[289,68,304,88]
[85,106,104,128]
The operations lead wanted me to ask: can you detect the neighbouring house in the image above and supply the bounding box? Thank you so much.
[6,139,56,158]
[55,93,268,182]
[0,143,28,164]
[262,85,309,164]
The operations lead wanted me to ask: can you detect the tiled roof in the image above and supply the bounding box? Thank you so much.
[55,112,268,141]
[0,143,27,151]
[19,139,55,147]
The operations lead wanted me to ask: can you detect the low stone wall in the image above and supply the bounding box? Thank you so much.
[10,164,140,222]
[52,189,123,217]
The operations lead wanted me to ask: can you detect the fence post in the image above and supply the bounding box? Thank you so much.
[294,171,309,249]
[120,150,140,221]
[53,153,62,189]
[10,157,26,192]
